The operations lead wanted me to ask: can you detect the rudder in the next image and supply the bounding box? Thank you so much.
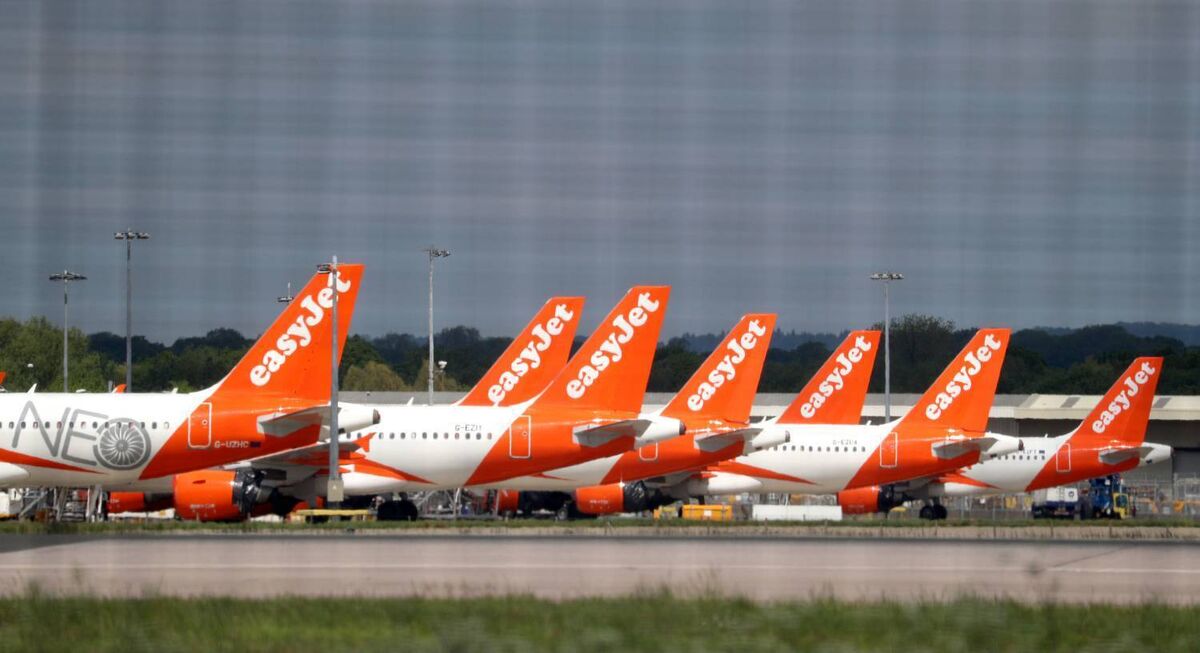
[457,296,586,407]
[661,313,776,423]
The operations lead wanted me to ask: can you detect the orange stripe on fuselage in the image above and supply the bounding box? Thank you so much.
[0,448,99,474]
[712,460,815,485]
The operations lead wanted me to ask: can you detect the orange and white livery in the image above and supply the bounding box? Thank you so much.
[322,286,681,499]
[905,357,1171,503]
[685,329,1021,498]
[0,264,367,490]
[492,314,781,515]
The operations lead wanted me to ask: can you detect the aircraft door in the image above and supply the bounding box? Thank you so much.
[879,432,898,468]
[1056,443,1071,473]
[188,402,212,449]
[508,415,532,459]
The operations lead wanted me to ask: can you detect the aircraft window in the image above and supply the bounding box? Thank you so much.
[57,421,62,428]
[164,422,169,430]
[422,433,427,439]
[152,422,157,429]
[488,433,493,440]
[22,422,26,428]
[140,422,145,428]
[476,433,482,440]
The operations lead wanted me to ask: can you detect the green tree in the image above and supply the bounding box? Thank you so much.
[343,361,410,391]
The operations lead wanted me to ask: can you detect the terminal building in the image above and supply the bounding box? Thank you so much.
[343,392,1200,482]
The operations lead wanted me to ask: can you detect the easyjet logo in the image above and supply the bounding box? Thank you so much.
[924,333,1003,421]
[798,334,874,419]
[1092,360,1157,434]
[686,319,768,412]
[249,272,353,387]
[487,303,577,405]
[566,292,661,400]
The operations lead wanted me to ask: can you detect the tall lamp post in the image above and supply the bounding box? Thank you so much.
[869,272,904,421]
[423,247,450,405]
[317,258,342,509]
[49,271,86,392]
[114,229,150,390]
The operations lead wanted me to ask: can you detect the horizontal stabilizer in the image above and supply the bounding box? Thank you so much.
[933,434,1022,460]
[573,417,685,448]
[257,404,381,439]
[1098,445,1154,466]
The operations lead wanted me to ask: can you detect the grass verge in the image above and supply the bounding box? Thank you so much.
[0,593,1194,652]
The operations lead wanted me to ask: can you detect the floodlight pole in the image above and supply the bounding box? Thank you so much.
[870,272,904,421]
[424,247,450,405]
[49,271,86,392]
[114,230,150,390]
[318,258,343,510]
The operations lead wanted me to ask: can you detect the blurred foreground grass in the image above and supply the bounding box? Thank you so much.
[0,593,1194,653]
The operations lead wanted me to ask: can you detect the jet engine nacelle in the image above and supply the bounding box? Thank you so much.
[836,485,900,515]
[495,489,521,514]
[685,472,762,496]
[573,481,673,516]
[172,469,270,521]
[106,492,173,515]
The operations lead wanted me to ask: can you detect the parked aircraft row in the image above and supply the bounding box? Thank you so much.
[0,263,1170,521]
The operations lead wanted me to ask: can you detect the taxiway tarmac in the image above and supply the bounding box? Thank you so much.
[1,534,1197,603]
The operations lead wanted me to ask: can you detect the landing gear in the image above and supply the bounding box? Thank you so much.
[377,498,419,521]
[918,502,948,521]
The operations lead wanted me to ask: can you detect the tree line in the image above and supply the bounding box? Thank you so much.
[0,314,1197,396]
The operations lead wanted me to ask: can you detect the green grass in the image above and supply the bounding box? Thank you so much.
[0,593,1194,652]
[0,516,1197,535]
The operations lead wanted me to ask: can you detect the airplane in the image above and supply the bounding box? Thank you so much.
[112,287,682,521]
[107,294,587,519]
[0,263,369,491]
[648,329,1021,517]
[488,314,787,517]
[856,357,1172,518]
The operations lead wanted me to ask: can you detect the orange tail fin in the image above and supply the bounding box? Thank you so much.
[212,263,365,401]
[534,286,670,414]
[661,314,776,423]
[1071,357,1163,446]
[457,297,587,407]
[896,328,1010,434]
[777,330,880,425]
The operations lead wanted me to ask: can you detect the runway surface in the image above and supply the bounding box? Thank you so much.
[1,534,1197,603]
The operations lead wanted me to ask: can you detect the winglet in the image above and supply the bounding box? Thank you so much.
[661,314,776,423]
[896,328,1010,434]
[1071,357,1163,447]
[533,286,670,414]
[457,297,586,407]
[777,330,880,425]
[213,263,365,400]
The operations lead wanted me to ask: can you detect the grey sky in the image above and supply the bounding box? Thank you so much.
[3,1,1198,343]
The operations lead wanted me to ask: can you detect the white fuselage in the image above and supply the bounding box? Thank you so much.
[694,422,894,495]
[339,403,528,493]
[0,391,210,488]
